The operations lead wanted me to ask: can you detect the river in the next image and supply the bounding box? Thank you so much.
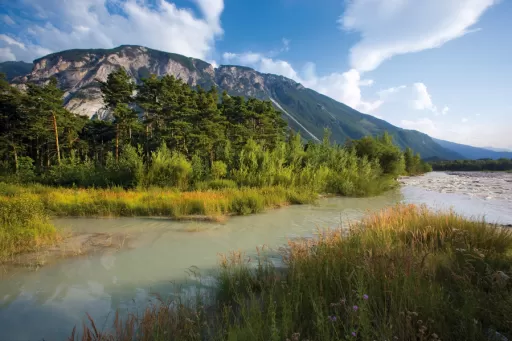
[1,171,511,340]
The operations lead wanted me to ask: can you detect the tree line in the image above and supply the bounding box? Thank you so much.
[0,69,430,195]
[431,159,512,172]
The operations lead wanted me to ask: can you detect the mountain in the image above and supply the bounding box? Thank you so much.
[0,61,33,81]
[483,146,512,153]
[4,45,462,160]
[433,138,512,160]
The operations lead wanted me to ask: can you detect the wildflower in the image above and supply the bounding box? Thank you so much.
[328,315,337,322]
[353,305,359,312]
[351,331,357,337]
[363,294,369,300]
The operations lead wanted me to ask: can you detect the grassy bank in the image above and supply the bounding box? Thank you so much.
[0,196,59,262]
[77,205,512,341]
[0,183,316,261]
[0,183,316,218]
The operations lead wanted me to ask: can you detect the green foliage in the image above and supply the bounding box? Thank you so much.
[144,143,192,189]
[0,195,58,262]
[211,160,227,180]
[0,69,430,197]
[431,158,512,172]
[404,147,432,175]
[108,145,144,188]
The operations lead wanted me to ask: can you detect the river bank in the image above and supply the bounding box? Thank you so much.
[0,184,317,265]
[76,204,512,341]
[2,172,512,340]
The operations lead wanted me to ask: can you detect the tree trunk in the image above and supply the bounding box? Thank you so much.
[52,111,61,165]
[116,123,120,163]
[13,144,18,174]
[145,124,149,160]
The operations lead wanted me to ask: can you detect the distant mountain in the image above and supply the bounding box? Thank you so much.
[433,138,512,160]
[0,61,33,81]
[2,45,462,160]
[483,146,512,153]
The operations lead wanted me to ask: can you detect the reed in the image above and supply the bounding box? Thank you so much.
[0,195,59,263]
[75,205,512,341]
[0,183,317,219]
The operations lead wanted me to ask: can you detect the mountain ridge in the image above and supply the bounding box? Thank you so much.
[2,45,463,160]
[433,138,512,160]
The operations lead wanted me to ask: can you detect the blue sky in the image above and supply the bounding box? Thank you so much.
[1,0,511,149]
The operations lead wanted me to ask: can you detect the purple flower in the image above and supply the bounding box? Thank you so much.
[353,305,359,312]
[328,315,337,322]
[351,331,357,337]
[363,294,369,300]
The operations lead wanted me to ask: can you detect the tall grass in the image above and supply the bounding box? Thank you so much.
[0,183,316,219]
[76,205,512,341]
[0,195,59,262]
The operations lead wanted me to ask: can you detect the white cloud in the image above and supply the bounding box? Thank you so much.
[401,118,438,136]
[376,82,449,116]
[0,0,225,62]
[0,48,16,62]
[412,83,435,111]
[462,117,469,123]
[398,118,512,149]
[3,15,15,26]
[340,0,497,71]
[0,35,26,50]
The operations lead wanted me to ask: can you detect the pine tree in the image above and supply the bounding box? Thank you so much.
[99,68,135,162]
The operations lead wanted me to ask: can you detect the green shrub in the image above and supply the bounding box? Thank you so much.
[145,143,192,189]
[211,160,227,180]
[194,179,238,191]
[0,195,58,262]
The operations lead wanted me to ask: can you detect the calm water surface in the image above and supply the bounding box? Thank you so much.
[1,172,511,340]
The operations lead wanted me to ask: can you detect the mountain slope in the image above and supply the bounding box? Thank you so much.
[433,138,512,160]
[0,61,33,81]
[4,45,462,160]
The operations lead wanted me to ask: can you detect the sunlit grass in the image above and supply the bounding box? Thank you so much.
[0,195,60,263]
[76,204,512,341]
[0,183,317,219]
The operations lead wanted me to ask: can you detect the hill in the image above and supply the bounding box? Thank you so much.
[0,61,33,81]
[433,138,512,160]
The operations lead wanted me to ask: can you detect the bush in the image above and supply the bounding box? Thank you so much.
[144,143,192,189]
[194,179,238,191]
[211,160,227,180]
[0,195,58,262]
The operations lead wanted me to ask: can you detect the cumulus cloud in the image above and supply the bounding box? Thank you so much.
[400,118,438,136]
[376,82,448,115]
[0,0,224,62]
[222,51,382,113]
[340,0,497,71]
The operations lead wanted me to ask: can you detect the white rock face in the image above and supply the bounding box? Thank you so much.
[12,45,296,118]
[14,46,219,117]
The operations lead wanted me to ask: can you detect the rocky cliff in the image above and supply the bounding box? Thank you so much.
[7,45,462,160]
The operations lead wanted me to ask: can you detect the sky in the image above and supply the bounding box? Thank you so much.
[1,0,511,149]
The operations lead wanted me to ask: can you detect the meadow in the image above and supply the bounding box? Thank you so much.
[74,204,512,341]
